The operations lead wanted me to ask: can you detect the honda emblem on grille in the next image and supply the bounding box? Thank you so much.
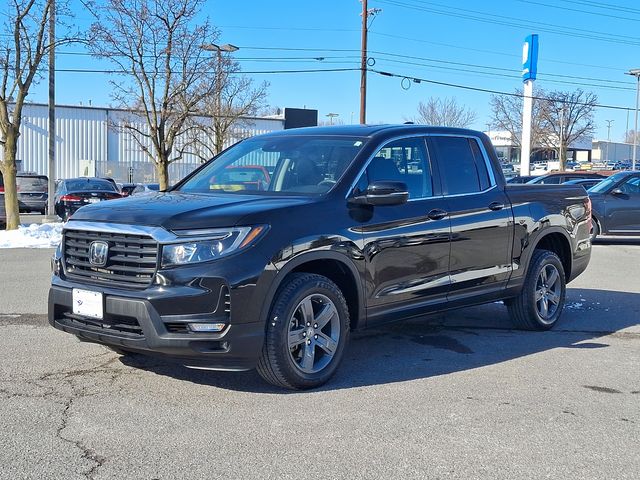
[89,241,109,267]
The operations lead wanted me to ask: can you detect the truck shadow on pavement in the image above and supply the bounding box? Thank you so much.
[118,288,640,393]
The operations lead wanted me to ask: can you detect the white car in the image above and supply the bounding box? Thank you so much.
[530,162,549,175]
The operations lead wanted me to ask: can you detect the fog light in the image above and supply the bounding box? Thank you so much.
[188,323,226,332]
[51,257,61,276]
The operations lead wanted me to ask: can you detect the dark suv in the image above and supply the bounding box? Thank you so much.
[49,125,592,389]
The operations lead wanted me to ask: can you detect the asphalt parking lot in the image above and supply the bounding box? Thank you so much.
[0,239,638,479]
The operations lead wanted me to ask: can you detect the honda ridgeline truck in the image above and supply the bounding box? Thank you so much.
[49,125,592,389]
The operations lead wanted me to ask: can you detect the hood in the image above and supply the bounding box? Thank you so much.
[69,191,314,230]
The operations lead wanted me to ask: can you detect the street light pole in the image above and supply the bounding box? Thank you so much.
[605,119,614,162]
[46,0,56,220]
[200,43,239,154]
[627,69,640,171]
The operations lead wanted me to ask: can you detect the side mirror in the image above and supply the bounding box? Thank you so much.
[349,181,409,206]
[611,188,625,196]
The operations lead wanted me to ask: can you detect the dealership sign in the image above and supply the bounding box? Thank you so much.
[522,34,539,82]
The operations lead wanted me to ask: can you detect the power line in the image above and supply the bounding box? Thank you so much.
[52,46,635,90]
[517,0,640,22]
[558,0,640,15]
[373,0,640,47]
[369,68,633,111]
[54,67,361,75]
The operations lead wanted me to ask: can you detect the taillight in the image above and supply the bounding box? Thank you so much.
[60,194,82,201]
[584,196,592,231]
[106,193,122,199]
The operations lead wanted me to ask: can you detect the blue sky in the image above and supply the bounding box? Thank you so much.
[24,0,640,142]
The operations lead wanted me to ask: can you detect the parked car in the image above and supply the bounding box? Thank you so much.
[131,183,161,195]
[54,177,121,220]
[565,161,579,171]
[507,175,538,184]
[16,174,49,214]
[0,192,5,229]
[118,183,139,197]
[530,161,549,175]
[588,171,640,241]
[563,178,603,190]
[49,125,592,390]
[209,165,271,191]
[527,172,606,185]
[500,162,515,177]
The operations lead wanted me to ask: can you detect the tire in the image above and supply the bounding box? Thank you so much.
[506,249,566,331]
[257,273,350,390]
[590,217,600,242]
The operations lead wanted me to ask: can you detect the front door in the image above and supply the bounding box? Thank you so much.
[606,174,640,233]
[352,137,451,326]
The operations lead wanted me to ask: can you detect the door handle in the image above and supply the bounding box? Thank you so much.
[488,202,505,211]
[427,208,448,220]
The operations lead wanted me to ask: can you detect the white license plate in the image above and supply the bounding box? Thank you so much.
[72,289,103,319]
[88,198,101,203]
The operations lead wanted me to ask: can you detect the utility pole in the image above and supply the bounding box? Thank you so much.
[46,0,56,221]
[359,0,368,125]
[605,119,614,162]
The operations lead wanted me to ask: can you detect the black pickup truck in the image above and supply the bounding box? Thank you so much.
[49,125,592,389]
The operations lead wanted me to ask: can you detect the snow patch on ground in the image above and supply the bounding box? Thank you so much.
[0,222,63,248]
[566,302,584,310]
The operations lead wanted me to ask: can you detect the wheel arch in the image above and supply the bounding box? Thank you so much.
[260,251,365,332]
[529,228,573,280]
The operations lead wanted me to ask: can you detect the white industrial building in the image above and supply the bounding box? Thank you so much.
[2,103,316,184]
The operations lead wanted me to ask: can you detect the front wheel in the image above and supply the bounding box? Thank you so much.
[257,273,350,390]
[506,250,566,330]
[590,217,600,242]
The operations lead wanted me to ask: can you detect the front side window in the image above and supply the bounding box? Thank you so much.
[358,137,433,200]
[179,136,365,195]
[619,175,640,194]
[431,136,492,195]
[589,172,630,193]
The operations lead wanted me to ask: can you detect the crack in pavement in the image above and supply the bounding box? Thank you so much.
[9,353,141,480]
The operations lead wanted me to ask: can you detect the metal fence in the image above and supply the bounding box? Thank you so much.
[3,103,285,184]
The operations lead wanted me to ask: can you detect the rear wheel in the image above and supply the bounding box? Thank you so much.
[506,250,566,330]
[257,273,350,390]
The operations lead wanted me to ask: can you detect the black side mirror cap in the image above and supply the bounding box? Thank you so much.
[349,181,409,206]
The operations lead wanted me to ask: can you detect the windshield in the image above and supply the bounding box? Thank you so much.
[178,135,366,195]
[65,179,118,192]
[588,173,626,193]
[17,176,48,192]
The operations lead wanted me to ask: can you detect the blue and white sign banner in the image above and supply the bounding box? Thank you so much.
[522,34,539,82]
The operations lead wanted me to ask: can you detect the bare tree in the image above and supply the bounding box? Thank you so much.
[538,89,597,170]
[489,88,548,156]
[186,53,269,162]
[90,0,219,189]
[489,88,597,169]
[624,130,639,144]
[410,97,477,128]
[0,0,75,229]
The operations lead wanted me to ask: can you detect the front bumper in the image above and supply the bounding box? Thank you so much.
[48,285,265,371]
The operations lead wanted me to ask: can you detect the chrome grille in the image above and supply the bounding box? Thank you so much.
[63,229,159,289]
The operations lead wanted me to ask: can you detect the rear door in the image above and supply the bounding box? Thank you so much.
[354,136,451,326]
[605,174,640,233]
[427,135,514,302]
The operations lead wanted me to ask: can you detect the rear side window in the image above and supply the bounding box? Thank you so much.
[430,136,492,195]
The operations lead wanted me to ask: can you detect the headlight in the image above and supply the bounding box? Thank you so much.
[161,226,267,267]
